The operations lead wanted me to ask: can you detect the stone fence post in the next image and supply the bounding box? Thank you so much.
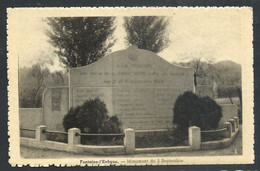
[228,119,236,132]
[189,126,201,150]
[36,125,47,141]
[233,117,239,129]
[222,122,232,138]
[68,128,81,146]
[124,128,135,154]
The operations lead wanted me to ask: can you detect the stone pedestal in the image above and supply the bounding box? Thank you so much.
[36,125,47,141]
[68,128,81,146]
[124,128,135,154]
[222,122,232,138]
[228,119,236,132]
[189,126,201,150]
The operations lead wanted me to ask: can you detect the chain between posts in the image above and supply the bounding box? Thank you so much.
[74,132,125,137]
[20,128,36,132]
[201,126,228,133]
[41,129,68,135]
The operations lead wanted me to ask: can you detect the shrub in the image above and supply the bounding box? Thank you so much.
[173,91,206,131]
[173,91,222,132]
[100,116,122,134]
[63,97,122,135]
[201,96,222,130]
[99,116,122,142]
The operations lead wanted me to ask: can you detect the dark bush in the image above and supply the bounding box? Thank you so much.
[173,91,222,133]
[173,91,206,131]
[98,116,123,142]
[63,97,122,137]
[100,116,122,134]
[201,96,222,130]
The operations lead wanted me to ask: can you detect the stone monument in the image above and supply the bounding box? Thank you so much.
[69,47,194,130]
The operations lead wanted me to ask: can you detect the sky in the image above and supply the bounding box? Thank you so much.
[9,8,251,71]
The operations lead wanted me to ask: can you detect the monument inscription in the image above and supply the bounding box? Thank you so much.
[51,88,61,111]
[69,47,194,130]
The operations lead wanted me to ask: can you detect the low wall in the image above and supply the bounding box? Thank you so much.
[20,118,239,155]
[216,97,240,106]
[19,108,43,138]
[201,127,239,150]
[20,138,125,155]
[135,146,191,154]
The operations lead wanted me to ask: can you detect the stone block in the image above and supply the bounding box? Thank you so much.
[228,119,236,132]
[222,122,232,138]
[68,128,81,146]
[36,125,47,141]
[188,126,201,150]
[124,128,135,154]
[233,117,239,129]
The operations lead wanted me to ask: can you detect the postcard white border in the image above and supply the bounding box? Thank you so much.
[7,7,254,166]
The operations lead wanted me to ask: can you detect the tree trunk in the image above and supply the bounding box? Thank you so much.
[194,73,197,87]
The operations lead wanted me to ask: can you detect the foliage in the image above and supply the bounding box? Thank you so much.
[46,17,116,68]
[201,132,223,142]
[63,97,122,135]
[217,86,241,98]
[135,129,188,148]
[173,91,204,130]
[124,16,170,53]
[201,96,222,129]
[173,91,222,131]
[19,65,68,108]
[100,116,122,134]
[177,60,241,99]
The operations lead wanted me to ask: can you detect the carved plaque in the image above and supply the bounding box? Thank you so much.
[51,88,61,111]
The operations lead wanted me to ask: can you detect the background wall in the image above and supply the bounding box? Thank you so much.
[19,108,43,138]
[219,104,238,127]
[42,87,69,131]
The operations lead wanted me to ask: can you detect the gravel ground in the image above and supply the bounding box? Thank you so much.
[20,126,242,158]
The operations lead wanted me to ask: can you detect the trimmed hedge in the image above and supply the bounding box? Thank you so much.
[173,91,222,131]
[63,97,122,135]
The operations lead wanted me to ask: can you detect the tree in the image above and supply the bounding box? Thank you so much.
[19,64,68,108]
[176,58,208,87]
[192,58,204,87]
[31,64,45,106]
[124,16,170,53]
[19,64,46,107]
[46,17,116,68]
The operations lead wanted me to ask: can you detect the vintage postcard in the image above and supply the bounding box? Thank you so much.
[7,7,254,166]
